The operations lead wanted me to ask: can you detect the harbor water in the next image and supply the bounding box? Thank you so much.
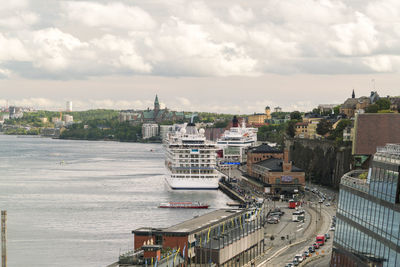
[0,135,231,267]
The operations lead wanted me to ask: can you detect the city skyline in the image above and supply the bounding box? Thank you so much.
[0,0,400,113]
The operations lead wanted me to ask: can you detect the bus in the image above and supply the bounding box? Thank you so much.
[316,235,325,246]
[289,199,296,209]
[292,211,305,222]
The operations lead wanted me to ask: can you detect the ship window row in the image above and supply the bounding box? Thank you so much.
[172,175,217,178]
[174,170,214,174]
[369,166,399,203]
[338,189,400,245]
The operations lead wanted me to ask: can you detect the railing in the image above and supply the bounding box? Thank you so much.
[341,170,369,193]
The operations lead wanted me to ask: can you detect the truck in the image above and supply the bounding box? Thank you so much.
[289,199,301,209]
[316,235,325,246]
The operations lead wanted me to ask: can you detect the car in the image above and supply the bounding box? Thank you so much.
[292,260,299,266]
[313,243,320,249]
[267,218,279,224]
[294,254,303,263]
[325,202,331,206]
[303,251,310,257]
[330,226,335,231]
[325,233,330,240]
[308,246,315,253]
[318,199,324,203]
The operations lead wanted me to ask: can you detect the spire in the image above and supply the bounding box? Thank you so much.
[352,89,355,99]
[154,94,160,111]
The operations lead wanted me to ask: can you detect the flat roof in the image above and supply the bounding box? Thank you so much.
[133,209,245,235]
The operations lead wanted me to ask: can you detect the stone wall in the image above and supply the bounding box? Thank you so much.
[286,138,352,189]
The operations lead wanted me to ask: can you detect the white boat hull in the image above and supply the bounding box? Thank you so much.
[165,176,220,190]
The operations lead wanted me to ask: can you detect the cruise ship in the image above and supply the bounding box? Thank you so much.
[216,116,258,163]
[164,122,221,189]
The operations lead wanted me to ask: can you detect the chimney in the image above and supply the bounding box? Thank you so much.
[283,147,292,172]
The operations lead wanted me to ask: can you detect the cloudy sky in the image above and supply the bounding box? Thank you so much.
[0,0,399,113]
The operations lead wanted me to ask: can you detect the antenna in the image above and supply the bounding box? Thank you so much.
[372,79,375,90]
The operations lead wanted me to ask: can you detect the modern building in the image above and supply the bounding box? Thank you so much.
[142,123,159,139]
[159,125,175,140]
[132,208,265,266]
[66,101,72,112]
[331,143,400,267]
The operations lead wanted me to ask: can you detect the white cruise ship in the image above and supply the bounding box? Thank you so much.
[164,123,221,189]
[216,116,258,163]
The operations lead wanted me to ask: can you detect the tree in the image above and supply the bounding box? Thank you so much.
[375,98,391,110]
[286,121,296,137]
[312,108,321,115]
[365,104,379,113]
[333,105,340,115]
[290,111,302,121]
[316,119,332,136]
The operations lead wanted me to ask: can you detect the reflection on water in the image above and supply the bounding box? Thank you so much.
[0,135,231,267]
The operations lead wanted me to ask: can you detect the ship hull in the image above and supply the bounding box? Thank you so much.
[165,176,219,190]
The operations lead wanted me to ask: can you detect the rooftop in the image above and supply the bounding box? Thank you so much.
[353,114,400,155]
[133,209,245,235]
[255,158,303,172]
[249,144,282,154]
[340,170,369,193]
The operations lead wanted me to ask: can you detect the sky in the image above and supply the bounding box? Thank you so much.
[0,0,399,113]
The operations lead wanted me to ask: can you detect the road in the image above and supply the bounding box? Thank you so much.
[224,166,339,267]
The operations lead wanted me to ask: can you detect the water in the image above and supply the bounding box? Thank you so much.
[0,135,231,267]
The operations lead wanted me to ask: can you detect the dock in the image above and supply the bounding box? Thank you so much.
[218,182,246,204]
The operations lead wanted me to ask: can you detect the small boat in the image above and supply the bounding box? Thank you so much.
[159,201,209,209]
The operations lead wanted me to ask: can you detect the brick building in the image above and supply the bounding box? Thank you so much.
[246,144,283,177]
[250,148,305,195]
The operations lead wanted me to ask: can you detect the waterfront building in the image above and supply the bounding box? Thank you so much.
[142,123,159,139]
[331,143,400,267]
[247,144,283,177]
[132,208,265,266]
[159,125,174,141]
[249,147,305,195]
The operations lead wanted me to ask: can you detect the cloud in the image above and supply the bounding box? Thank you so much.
[1,0,400,79]
[63,1,156,30]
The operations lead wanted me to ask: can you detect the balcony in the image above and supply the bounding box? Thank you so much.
[340,170,369,193]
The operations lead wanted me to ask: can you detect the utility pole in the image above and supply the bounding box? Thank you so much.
[1,210,6,267]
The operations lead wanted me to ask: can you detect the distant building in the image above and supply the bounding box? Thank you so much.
[331,144,400,267]
[274,106,282,112]
[318,104,336,114]
[119,95,188,124]
[159,125,174,140]
[9,106,23,119]
[248,106,271,125]
[63,115,73,124]
[66,101,72,112]
[142,123,159,139]
[340,91,379,118]
[39,117,48,123]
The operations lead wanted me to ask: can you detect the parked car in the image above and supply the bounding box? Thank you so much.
[325,233,330,240]
[292,259,299,266]
[294,254,304,263]
[330,226,335,231]
[308,246,315,253]
[303,251,310,257]
[313,243,320,249]
[325,202,331,206]
[267,218,279,224]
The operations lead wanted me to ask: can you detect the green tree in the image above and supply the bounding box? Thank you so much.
[333,105,340,115]
[365,104,379,113]
[286,120,296,137]
[290,111,302,121]
[375,98,391,110]
[316,119,332,136]
[312,108,321,115]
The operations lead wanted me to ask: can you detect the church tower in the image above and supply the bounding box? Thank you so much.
[154,95,160,111]
[352,89,355,99]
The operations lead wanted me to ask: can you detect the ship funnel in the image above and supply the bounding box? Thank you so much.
[232,116,239,127]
